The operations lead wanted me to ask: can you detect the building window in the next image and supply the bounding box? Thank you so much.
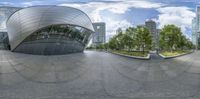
[97,26,101,29]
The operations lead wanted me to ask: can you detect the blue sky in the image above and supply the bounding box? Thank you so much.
[0,0,199,41]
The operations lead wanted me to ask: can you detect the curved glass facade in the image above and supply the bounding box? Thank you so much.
[23,25,90,44]
[7,6,94,55]
[14,25,92,55]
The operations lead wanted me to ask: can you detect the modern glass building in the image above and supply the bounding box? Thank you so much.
[6,6,94,55]
[192,5,200,49]
[145,20,158,50]
[92,22,106,47]
[192,17,198,46]
[0,6,21,49]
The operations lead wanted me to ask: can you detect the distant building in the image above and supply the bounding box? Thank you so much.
[156,29,161,48]
[156,29,161,34]
[0,6,21,49]
[92,22,106,47]
[116,28,123,34]
[192,5,200,49]
[145,20,157,50]
[137,24,146,28]
[192,17,198,46]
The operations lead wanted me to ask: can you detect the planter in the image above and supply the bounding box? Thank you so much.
[107,51,150,60]
[158,50,194,59]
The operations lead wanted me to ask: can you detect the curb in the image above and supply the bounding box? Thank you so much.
[85,49,106,52]
[107,51,150,60]
[158,50,194,59]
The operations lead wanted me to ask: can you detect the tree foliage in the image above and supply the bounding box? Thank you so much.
[97,24,193,52]
[159,25,194,51]
[107,27,152,52]
[135,26,152,52]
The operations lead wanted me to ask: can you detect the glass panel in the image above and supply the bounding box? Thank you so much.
[23,24,92,45]
[14,24,93,55]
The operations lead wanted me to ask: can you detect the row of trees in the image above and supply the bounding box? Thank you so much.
[107,26,152,52]
[94,24,194,52]
[159,25,194,51]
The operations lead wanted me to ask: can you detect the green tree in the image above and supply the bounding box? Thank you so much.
[122,27,137,51]
[108,35,118,50]
[115,32,124,50]
[159,25,182,51]
[159,24,194,51]
[104,43,109,50]
[108,30,125,50]
[96,44,104,49]
[121,33,132,51]
[185,38,194,50]
[177,35,187,50]
[135,26,152,53]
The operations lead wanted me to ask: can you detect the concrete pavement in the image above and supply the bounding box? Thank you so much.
[0,50,200,99]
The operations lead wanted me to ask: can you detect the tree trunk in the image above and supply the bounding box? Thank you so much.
[142,44,145,54]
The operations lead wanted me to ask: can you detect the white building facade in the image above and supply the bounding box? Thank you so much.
[145,20,158,50]
[192,6,200,49]
[92,22,106,47]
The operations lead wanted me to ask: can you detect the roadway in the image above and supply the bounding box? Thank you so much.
[0,50,200,99]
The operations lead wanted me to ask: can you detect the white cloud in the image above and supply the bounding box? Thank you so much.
[156,6,195,38]
[59,0,164,41]
[59,1,164,21]
[0,2,14,6]
[20,0,43,7]
[105,18,133,40]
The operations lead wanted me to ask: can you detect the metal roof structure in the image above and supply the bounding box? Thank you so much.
[6,6,94,51]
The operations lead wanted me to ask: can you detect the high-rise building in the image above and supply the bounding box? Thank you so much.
[192,5,200,49]
[116,28,122,34]
[192,17,197,46]
[137,24,146,28]
[145,20,158,50]
[92,22,106,47]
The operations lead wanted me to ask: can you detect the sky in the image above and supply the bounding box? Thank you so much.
[0,0,199,41]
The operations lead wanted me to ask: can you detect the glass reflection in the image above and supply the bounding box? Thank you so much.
[23,25,91,46]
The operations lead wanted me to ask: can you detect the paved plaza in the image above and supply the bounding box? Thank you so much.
[0,50,200,99]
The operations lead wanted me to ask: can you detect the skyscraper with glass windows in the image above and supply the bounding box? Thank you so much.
[145,20,158,50]
[192,17,197,46]
[92,22,106,47]
[192,5,200,49]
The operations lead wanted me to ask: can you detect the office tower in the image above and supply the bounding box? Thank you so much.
[92,22,106,47]
[192,17,198,46]
[145,20,157,50]
[192,5,200,49]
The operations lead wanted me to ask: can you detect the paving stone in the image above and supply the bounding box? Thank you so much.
[0,50,199,99]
